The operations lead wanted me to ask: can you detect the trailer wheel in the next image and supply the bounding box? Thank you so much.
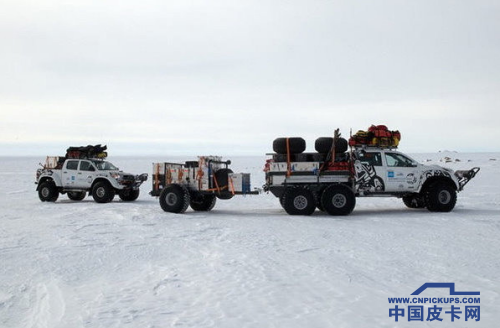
[119,189,140,202]
[321,184,355,216]
[282,187,316,215]
[67,191,86,201]
[159,184,190,213]
[38,181,59,202]
[190,194,217,211]
[425,183,456,212]
[92,181,115,203]
[402,195,426,209]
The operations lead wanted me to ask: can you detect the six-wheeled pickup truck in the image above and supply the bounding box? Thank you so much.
[263,127,480,216]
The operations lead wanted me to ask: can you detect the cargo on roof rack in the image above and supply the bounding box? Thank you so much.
[66,144,108,159]
[349,125,401,148]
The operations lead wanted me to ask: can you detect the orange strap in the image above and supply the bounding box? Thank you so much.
[229,177,235,195]
[206,186,227,192]
[166,170,172,184]
[213,174,220,193]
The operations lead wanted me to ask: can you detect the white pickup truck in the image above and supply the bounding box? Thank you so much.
[264,134,480,216]
[36,157,148,203]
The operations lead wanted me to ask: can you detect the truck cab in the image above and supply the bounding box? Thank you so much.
[354,149,445,194]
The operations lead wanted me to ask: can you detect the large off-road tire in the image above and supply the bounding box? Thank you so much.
[321,184,356,216]
[92,181,115,203]
[67,191,86,201]
[119,189,140,202]
[159,184,190,213]
[315,137,348,154]
[402,195,426,209]
[273,137,306,154]
[38,181,59,202]
[190,193,217,211]
[425,183,457,212]
[282,187,316,216]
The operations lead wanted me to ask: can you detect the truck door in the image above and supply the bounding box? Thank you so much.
[61,160,80,188]
[75,160,95,189]
[383,152,420,192]
[354,151,386,193]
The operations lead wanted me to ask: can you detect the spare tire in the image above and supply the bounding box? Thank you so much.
[214,168,233,188]
[315,137,348,154]
[273,137,306,154]
[214,168,234,200]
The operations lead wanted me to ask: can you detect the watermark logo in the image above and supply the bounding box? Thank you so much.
[388,283,480,322]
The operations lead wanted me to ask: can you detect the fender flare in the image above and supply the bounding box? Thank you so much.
[90,178,114,192]
[420,176,458,193]
[37,175,62,190]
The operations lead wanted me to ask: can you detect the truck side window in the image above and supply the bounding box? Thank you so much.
[80,161,95,171]
[358,152,382,166]
[385,153,415,167]
[66,160,79,170]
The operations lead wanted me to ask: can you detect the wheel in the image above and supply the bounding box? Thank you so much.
[425,183,457,212]
[119,189,140,202]
[321,184,356,216]
[190,193,217,211]
[315,137,348,154]
[402,195,426,209]
[67,191,86,201]
[38,181,59,202]
[92,181,115,203]
[159,184,190,213]
[272,137,306,154]
[282,187,316,215]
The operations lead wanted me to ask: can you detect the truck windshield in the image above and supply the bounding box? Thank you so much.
[92,160,119,171]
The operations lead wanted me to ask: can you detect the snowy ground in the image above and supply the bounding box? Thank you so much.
[1,153,499,328]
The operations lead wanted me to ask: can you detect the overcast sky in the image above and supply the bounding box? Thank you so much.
[1,0,499,156]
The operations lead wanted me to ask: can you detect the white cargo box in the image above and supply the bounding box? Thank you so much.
[270,162,319,173]
[229,173,251,193]
[291,162,319,172]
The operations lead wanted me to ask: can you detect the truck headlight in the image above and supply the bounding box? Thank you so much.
[110,173,122,179]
